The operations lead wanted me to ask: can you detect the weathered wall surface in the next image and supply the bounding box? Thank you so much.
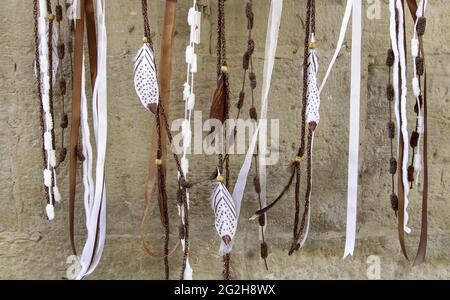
[1,0,449,280]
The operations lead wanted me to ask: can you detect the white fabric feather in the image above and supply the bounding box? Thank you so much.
[306,39,321,126]
[211,178,237,256]
[134,43,159,111]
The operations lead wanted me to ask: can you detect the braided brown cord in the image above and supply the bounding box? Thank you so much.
[141,0,153,49]
[215,0,232,280]
[34,0,51,205]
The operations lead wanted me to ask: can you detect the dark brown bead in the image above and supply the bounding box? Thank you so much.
[253,176,261,194]
[249,72,257,90]
[414,95,423,114]
[178,225,185,240]
[55,5,63,22]
[249,107,258,121]
[387,121,395,139]
[59,147,67,163]
[416,57,424,76]
[77,146,85,161]
[260,242,268,259]
[417,17,427,36]
[247,39,255,56]
[59,78,66,95]
[61,114,68,129]
[386,83,394,101]
[390,193,399,211]
[243,52,250,70]
[408,165,415,183]
[237,91,245,109]
[386,49,395,67]
[410,131,419,148]
[58,42,65,60]
[70,20,75,33]
[258,214,265,227]
[389,158,397,175]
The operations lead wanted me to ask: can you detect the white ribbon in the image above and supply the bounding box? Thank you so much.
[76,0,108,279]
[344,0,362,258]
[230,0,283,253]
[318,0,362,258]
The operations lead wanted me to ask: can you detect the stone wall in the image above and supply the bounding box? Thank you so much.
[0,0,449,279]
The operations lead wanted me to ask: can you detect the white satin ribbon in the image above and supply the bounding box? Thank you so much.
[77,0,108,279]
[395,0,411,234]
[230,0,283,253]
[343,0,362,258]
[318,0,362,258]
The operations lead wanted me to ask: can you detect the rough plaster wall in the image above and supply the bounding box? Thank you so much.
[0,0,449,280]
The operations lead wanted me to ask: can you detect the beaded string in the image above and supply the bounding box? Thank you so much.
[386,48,398,214]
[55,0,69,167]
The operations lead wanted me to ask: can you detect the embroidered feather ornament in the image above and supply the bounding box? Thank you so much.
[134,42,159,113]
[306,35,321,129]
[210,171,237,256]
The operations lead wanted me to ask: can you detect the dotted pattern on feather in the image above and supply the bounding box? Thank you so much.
[306,49,321,125]
[134,43,159,110]
[210,183,237,242]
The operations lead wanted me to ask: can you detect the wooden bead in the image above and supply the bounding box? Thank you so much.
[155,159,163,165]
[221,66,228,74]
[142,36,148,43]
[47,13,55,21]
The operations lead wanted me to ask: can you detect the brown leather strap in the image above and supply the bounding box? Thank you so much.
[405,0,428,266]
[69,0,86,256]
[141,0,178,259]
[409,0,428,266]
[69,0,98,256]
[396,0,409,260]
[85,0,97,88]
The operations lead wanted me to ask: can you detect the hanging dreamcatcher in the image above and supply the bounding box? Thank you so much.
[386,0,429,265]
[135,0,193,280]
